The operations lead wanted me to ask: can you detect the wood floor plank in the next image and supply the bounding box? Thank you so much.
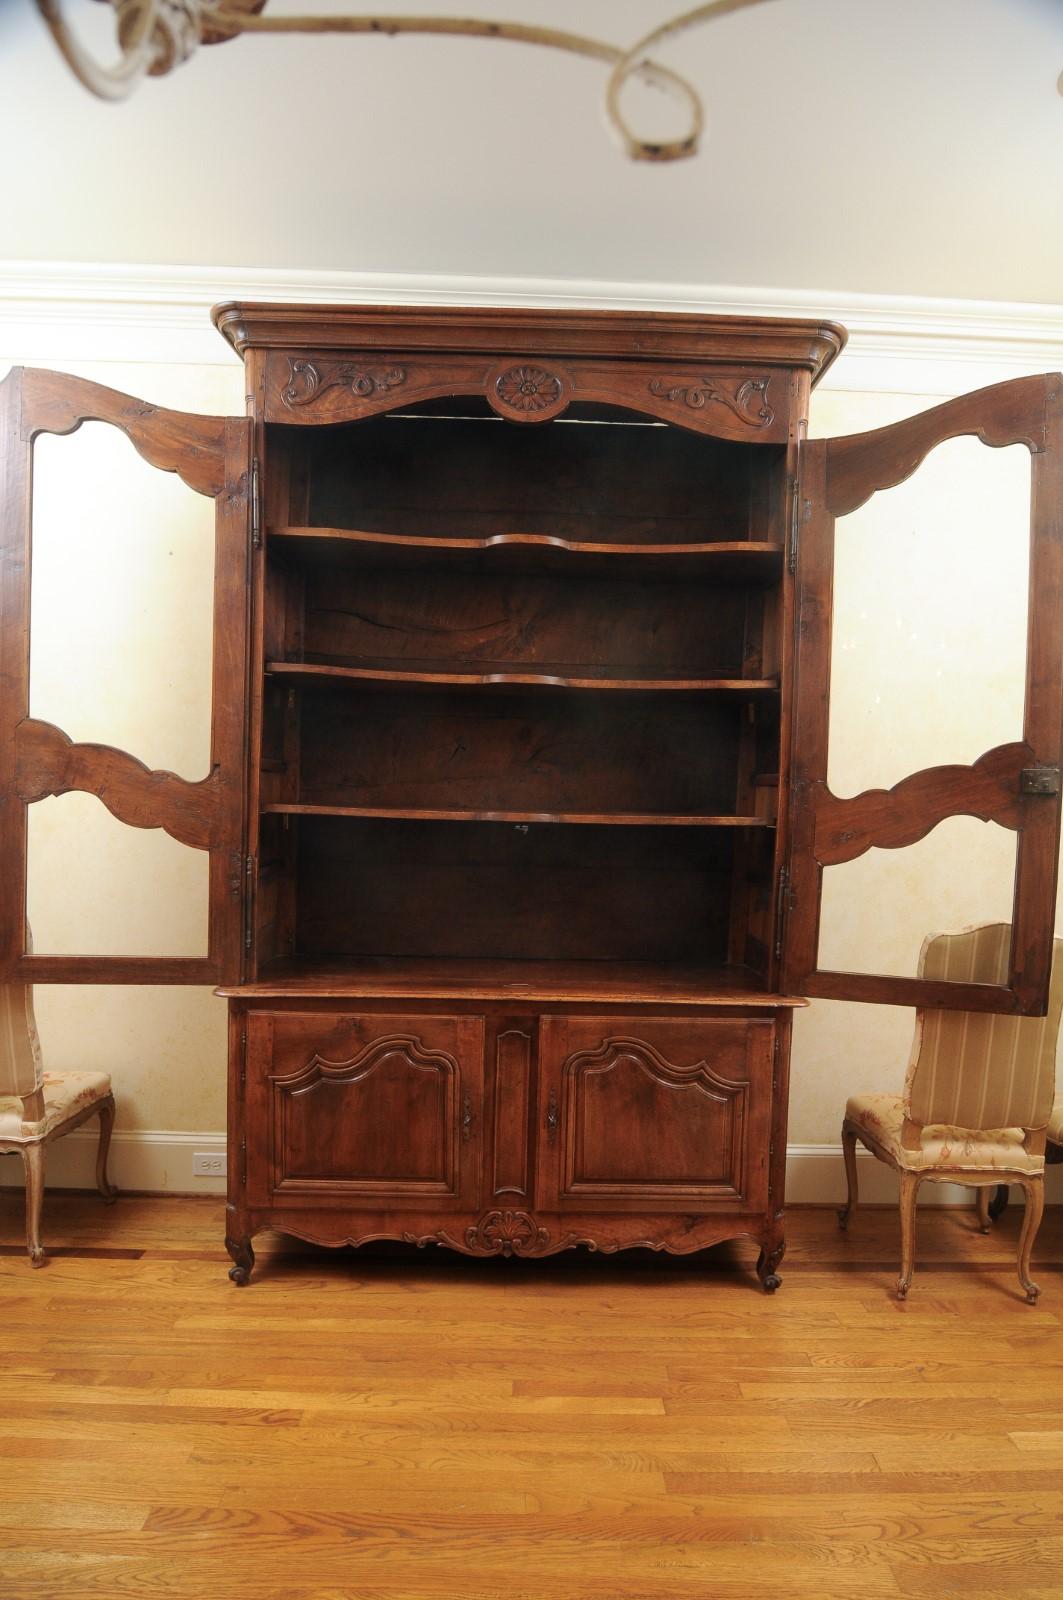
[1,1195,1062,1599]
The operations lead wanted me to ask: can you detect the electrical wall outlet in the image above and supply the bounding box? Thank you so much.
[192,1151,227,1178]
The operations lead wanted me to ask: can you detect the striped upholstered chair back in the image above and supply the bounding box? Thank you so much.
[0,983,44,1106]
[905,924,1063,1133]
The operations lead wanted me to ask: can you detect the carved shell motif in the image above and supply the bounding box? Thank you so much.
[465,1209,551,1257]
[649,375,774,428]
[283,358,407,409]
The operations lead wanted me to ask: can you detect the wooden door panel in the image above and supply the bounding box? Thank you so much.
[537,1016,774,1211]
[0,368,252,984]
[247,1011,484,1209]
[786,375,1063,1014]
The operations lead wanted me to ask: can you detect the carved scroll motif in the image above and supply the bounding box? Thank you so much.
[648,375,774,428]
[404,1210,594,1258]
[466,1209,550,1256]
[282,358,408,409]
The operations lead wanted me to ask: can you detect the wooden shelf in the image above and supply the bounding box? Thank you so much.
[266,661,779,696]
[263,803,775,827]
[218,955,807,1007]
[269,526,785,583]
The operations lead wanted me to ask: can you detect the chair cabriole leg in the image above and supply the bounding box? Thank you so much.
[95,1094,117,1203]
[1017,1177,1045,1304]
[896,1170,920,1299]
[838,1119,859,1230]
[975,1186,991,1233]
[22,1141,45,1268]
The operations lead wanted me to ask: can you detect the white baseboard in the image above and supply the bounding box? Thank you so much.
[0,1129,227,1195]
[3,1131,1061,1206]
[2,260,1063,396]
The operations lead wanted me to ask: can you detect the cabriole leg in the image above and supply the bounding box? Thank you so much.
[838,1119,859,1231]
[225,1234,255,1286]
[756,1228,785,1293]
[96,1095,118,1203]
[22,1142,46,1268]
[896,1171,921,1299]
[975,1186,991,1234]
[1017,1178,1045,1305]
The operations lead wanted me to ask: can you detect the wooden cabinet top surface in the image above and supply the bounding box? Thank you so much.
[211,301,847,381]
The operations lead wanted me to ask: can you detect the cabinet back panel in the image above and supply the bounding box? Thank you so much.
[297,688,741,815]
[293,410,760,543]
[299,568,748,676]
[294,819,732,964]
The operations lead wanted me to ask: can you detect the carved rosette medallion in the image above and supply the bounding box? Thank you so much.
[465,1209,551,1257]
[283,358,407,409]
[487,362,569,423]
[648,374,774,428]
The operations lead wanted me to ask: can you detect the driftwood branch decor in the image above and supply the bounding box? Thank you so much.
[36,0,784,160]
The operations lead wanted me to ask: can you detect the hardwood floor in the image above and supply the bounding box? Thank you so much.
[1,1194,1062,1599]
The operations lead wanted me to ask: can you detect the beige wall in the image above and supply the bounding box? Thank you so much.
[3,345,1059,1153]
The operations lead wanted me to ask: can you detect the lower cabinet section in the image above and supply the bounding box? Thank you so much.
[227,1003,789,1290]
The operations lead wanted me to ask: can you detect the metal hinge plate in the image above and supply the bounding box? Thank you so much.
[1021,766,1061,796]
[250,457,261,549]
[243,855,255,951]
[788,477,799,573]
[774,865,790,960]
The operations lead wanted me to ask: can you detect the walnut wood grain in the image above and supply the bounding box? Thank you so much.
[17,366,230,498]
[212,303,846,428]
[825,373,1055,517]
[0,366,251,984]
[261,353,792,441]
[265,662,779,696]
[270,527,785,583]
[263,803,775,827]
[812,742,1034,866]
[14,717,222,850]
[786,374,1063,1014]
[217,957,807,1006]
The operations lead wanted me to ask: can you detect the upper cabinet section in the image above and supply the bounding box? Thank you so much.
[785,375,1063,1016]
[0,368,252,985]
[212,304,846,441]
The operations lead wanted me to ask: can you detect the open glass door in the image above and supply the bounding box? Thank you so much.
[784,375,1063,1014]
[0,368,252,984]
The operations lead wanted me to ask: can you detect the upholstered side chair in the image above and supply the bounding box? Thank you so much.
[0,980,117,1265]
[838,923,1063,1303]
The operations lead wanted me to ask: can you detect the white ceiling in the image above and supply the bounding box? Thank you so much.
[2,0,1062,304]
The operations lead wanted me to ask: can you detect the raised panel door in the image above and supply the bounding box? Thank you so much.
[536,1015,774,1212]
[245,1010,485,1210]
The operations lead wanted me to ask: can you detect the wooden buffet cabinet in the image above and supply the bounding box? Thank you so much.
[2,306,1062,1290]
